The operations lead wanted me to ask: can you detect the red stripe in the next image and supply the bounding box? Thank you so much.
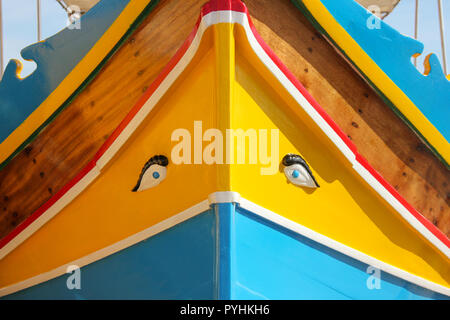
[247,17,358,155]
[1,0,448,253]
[0,161,96,249]
[356,154,450,247]
[202,0,246,13]
[246,8,449,248]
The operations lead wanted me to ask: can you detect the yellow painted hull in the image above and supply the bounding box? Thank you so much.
[0,0,448,297]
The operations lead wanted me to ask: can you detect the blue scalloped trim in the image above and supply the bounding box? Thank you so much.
[0,0,130,144]
[320,0,449,142]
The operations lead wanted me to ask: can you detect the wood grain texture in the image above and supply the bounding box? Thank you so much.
[245,0,450,234]
[0,0,448,242]
[0,0,209,240]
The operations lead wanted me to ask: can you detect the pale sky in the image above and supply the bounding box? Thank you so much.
[384,0,449,74]
[2,0,67,77]
[0,0,448,77]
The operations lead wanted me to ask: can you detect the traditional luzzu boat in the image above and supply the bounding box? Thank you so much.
[0,0,448,300]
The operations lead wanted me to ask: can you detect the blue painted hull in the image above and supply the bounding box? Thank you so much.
[230,206,446,300]
[4,204,448,300]
[4,210,217,300]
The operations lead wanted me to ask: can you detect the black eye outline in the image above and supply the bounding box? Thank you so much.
[132,155,169,192]
[282,153,320,188]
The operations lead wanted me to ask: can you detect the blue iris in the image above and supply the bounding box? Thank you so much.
[152,171,160,179]
[292,170,300,178]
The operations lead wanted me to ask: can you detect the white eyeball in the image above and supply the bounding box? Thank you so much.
[132,155,168,192]
[284,164,317,188]
[282,154,319,189]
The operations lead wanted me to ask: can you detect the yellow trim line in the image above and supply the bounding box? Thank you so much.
[0,0,152,165]
[302,0,449,164]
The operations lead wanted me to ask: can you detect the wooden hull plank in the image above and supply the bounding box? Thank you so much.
[0,0,163,169]
[247,0,450,236]
[0,0,209,243]
[2,209,216,300]
[0,0,448,266]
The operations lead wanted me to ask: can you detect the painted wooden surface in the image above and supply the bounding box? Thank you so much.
[294,0,450,166]
[0,0,157,168]
[0,0,448,249]
[3,205,447,300]
[230,205,447,299]
[245,0,450,236]
[0,0,130,159]
[320,0,450,140]
[0,1,448,293]
[3,210,216,300]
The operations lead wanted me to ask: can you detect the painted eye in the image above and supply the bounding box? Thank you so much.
[282,154,319,188]
[132,155,169,192]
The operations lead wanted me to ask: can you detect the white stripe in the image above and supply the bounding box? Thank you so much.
[0,9,447,289]
[217,10,449,257]
[0,199,210,297]
[98,9,449,257]
[353,162,450,257]
[1,192,447,297]
[0,165,101,260]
